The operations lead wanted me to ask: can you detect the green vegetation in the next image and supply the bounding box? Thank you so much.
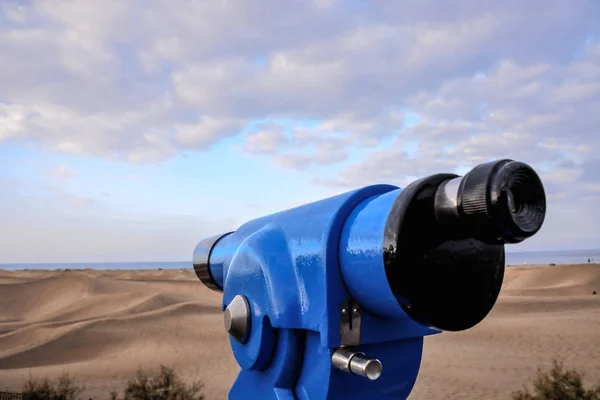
[512,359,600,400]
[20,365,204,400]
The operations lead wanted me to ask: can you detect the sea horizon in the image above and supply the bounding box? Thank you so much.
[1,248,599,270]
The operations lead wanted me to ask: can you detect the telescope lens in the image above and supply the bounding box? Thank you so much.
[380,159,547,331]
[505,165,545,233]
[382,173,507,332]
[193,232,233,292]
[458,160,546,244]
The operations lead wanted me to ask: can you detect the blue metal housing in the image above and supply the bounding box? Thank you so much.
[204,184,440,399]
[194,158,548,399]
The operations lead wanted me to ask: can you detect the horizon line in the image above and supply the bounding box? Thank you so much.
[2,248,600,265]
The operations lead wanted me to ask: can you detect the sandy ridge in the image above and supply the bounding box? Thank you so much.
[0,264,598,399]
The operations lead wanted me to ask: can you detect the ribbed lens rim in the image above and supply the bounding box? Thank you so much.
[505,166,546,234]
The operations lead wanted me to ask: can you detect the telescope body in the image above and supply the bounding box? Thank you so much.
[193,160,546,400]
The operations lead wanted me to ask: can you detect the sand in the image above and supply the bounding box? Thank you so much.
[0,264,599,399]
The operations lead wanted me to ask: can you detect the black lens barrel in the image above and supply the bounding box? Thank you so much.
[385,159,547,332]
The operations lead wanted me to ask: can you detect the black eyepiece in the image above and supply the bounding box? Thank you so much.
[382,159,546,332]
[459,159,546,244]
[434,159,546,244]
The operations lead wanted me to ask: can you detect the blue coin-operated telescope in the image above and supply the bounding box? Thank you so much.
[193,159,546,400]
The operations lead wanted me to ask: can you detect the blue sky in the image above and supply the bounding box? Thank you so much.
[1,1,599,262]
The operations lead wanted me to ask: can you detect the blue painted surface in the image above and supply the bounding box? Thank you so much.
[340,189,406,318]
[339,189,440,343]
[203,184,441,399]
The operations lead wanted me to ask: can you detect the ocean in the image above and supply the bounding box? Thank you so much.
[504,249,600,266]
[1,249,599,270]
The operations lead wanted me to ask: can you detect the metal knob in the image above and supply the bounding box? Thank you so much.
[331,348,382,380]
[224,294,251,344]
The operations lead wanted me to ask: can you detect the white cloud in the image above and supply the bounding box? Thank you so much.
[0,103,27,140]
[2,0,597,162]
[49,164,78,180]
[243,125,289,155]
[40,164,96,208]
[0,0,598,251]
[317,42,600,193]
[0,177,237,263]
[587,184,600,192]
[174,116,247,151]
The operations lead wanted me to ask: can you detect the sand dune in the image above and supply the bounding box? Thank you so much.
[0,264,599,399]
[502,264,600,295]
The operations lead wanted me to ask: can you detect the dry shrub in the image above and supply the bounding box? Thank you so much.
[120,365,204,400]
[512,359,600,400]
[20,365,204,400]
[22,372,84,400]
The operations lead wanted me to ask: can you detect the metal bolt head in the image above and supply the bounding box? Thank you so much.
[224,295,251,344]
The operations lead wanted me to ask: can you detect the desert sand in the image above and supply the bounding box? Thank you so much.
[0,264,599,399]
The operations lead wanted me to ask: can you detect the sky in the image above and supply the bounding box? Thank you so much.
[1,0,599,263]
